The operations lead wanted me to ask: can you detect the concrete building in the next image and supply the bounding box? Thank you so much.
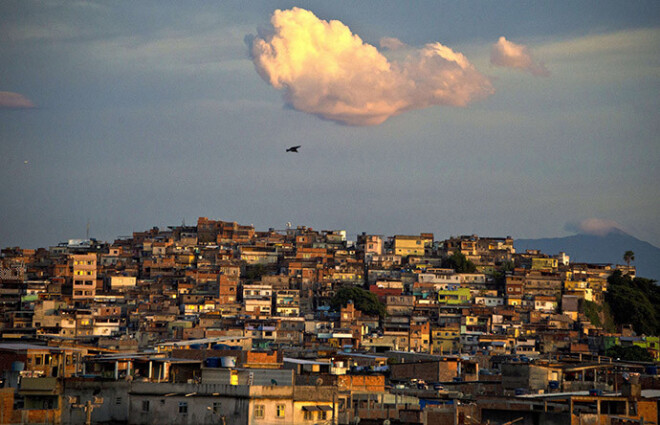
[127,380,337,425]
[71,254,97,300]
[393,235,432,258]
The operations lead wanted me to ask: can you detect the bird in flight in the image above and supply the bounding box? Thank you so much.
[286,145,301,152]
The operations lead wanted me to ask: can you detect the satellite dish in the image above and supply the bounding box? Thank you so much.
[316,377,323,386]
[271,379,278,386]
[384,420,391,425]
[354,416,360,424]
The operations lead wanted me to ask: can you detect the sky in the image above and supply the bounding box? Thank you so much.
[1,1,659,249]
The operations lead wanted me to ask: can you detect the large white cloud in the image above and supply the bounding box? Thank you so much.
[249,8,493,126]
[491,36,549,77]
[0,91,35,109]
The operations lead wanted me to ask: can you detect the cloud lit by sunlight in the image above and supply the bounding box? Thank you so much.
[379,37,406,51]
[0,91,35,109]
[491,36,549,77]
[249,8,493,126]
[565,218,624,236]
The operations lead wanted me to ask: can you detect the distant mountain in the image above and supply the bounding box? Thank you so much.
[515,230,660,282]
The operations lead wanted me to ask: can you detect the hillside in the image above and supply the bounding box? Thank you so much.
[515,230,660,282]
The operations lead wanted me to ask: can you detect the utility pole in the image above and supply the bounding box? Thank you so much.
[332,384,336,425]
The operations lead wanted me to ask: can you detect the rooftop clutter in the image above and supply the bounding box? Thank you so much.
[0,218,657,425]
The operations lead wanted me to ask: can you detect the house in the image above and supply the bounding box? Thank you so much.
[0,343,86,381]
[437,287,471,305]
[393,235,432,258]
[384,295,414,316]
[356,233,384,260]
[431,325,461,354]
[273,290,300,317]
[388,354,479,383]
[70,253,97,300]
[239,246,278,265]
[409,321,431,353]
[534,295,558,313]
[479,379,657,425]
[243,285,273,318]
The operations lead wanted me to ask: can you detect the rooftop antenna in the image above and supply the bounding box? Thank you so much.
[86,219,90,240]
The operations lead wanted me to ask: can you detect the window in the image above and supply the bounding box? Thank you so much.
[304,410,313,420]
[212,402,220,414]
[179,402,188,414]
[319,410,327,420]
[116,397,122,405]
[142,400,149,412]
[254,405,265,419]
[276,404,285,418]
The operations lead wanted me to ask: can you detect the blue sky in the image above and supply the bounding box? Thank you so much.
[1,1,659,248]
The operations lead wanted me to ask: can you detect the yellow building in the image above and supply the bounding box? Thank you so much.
[431,326,461,354]
[564,280,597,301]
[393,235,432,257]
[531,257,558,271]
[507,296,522,307]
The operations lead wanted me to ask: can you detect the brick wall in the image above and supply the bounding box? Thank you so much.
[0,389,14,424]
[337,375,385,392]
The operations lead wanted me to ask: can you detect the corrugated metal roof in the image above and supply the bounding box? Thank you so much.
[283,357,330,365]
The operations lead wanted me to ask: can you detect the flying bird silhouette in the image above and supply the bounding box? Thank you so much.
[286,145,301,152]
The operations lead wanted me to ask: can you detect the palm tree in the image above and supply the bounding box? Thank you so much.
[623,250,635,266]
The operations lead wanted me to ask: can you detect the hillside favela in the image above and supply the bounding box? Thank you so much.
[0,217,658,425]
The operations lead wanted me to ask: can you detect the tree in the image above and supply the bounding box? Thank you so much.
[605,270,660,336]
[623,250,635,267]
[330,286,386,318]
[606,345,653,362]
[244,264,268,282]
[442,251,477,273]
[493,260,515,289]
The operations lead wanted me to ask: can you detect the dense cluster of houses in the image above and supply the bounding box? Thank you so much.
[0,217,658,424]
